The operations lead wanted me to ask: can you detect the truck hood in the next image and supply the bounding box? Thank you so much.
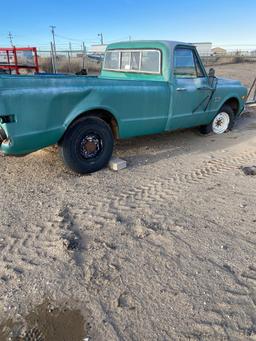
[217,77,243,86]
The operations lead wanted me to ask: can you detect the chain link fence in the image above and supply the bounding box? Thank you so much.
[201,54,256,67]
[3,46,256,75]
[38,50,256,75]
[38,49,102,75]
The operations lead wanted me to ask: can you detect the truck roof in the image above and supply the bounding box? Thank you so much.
[107,40,192,51]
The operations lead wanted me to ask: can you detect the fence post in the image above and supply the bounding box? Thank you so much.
[13,46,19,75]
[50,42,56,74]
[82,42,86,70]
[68,51,71,73]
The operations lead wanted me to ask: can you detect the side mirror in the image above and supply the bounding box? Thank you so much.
[208,68,215,78]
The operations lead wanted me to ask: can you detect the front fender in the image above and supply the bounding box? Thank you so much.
[215,93,245,116]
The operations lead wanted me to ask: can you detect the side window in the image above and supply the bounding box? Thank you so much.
[174,48,204,78]
[141,51,160,73]
[130,51,140,70]
[104,51,120,70]
[121,52,130,70]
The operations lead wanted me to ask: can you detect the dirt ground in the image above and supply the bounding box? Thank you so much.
[0,63,256,341]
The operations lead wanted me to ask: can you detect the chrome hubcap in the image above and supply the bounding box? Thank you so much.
[212,112,230,134]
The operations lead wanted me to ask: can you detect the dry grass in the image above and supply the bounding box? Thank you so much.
[39,56,101,74]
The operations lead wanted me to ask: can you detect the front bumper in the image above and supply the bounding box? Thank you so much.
[246,100,256,106]
[0,126,7,146]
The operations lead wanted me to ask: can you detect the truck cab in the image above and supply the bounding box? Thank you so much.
[100,41,246,135]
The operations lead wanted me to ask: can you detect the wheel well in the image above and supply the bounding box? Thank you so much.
[69,109,119,138]
[223,97,240,115]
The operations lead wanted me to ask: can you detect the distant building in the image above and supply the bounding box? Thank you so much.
[211,47,227,55]
[89,44,107,55]
[251,50,256,56]
[193,42,212,56]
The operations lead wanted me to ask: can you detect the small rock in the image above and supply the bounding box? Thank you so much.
[241,166,256,176]
[221,245,228,250]
[118,292,135,309]
[65,237,79,250]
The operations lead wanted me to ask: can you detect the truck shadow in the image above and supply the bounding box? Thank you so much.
[114,110,256,170]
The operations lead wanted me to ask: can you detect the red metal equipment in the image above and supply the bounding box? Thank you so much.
[0,47,39,74]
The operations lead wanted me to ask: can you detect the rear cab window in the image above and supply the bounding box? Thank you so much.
[103,49,161,74]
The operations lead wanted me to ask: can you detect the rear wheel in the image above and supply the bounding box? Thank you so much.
[200,105,235,135]
[59,117,114,174]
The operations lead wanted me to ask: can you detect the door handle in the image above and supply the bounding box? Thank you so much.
[176,88,187,92]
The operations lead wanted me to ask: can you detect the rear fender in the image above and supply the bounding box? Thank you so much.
[63,88,119,130]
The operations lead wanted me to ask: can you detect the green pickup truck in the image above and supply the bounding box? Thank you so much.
[0,40,247,173]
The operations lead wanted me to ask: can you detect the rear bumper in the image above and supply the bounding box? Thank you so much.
[0,125,65,156]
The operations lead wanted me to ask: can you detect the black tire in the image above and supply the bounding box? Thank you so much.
[199,105,235,135]
[59,116,114,174]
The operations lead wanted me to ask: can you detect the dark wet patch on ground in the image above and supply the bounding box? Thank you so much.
[0,301,89,341]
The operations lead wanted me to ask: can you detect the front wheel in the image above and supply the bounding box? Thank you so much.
[199,105,235,135]
[59,116,114,174]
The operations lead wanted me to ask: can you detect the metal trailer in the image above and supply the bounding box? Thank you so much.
[246,77,256,106]
[0,47,39,74]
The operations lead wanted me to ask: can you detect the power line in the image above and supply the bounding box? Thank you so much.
[105,36,131,43]
[55,33,97,43]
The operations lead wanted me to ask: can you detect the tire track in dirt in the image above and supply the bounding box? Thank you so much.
[2,150,256,280]
[2,148,256,340]
[0,208,86,284]
[62,149,256,340]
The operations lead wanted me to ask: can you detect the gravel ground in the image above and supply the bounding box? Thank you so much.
[0,63,256,341]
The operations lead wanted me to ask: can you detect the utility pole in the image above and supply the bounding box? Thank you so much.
[8,32,14,46]
[50,25,57,53]
[82,41,86,53]
[50,25,57,73]
[98,33,104,45]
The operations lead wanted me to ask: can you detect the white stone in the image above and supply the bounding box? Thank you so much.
[109,157,127,171]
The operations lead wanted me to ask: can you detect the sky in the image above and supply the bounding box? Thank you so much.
[0,0,255,50]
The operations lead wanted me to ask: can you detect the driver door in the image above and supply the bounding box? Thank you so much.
[168,47,211,130]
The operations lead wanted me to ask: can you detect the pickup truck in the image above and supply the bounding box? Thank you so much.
[0,40,247,174]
